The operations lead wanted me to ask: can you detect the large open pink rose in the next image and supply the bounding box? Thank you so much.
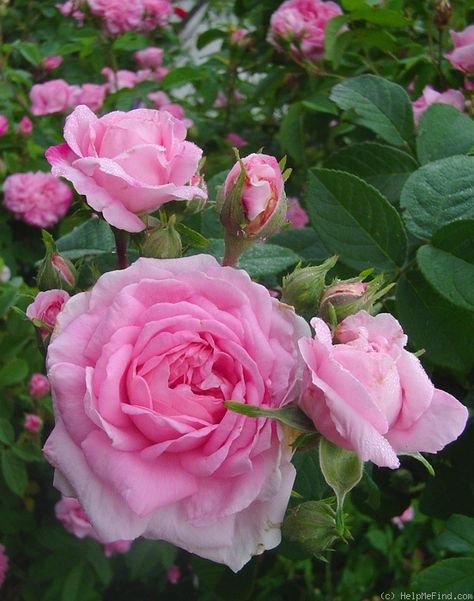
[45,106,206,232]
[43,255,309,571]
[298,311,468,469]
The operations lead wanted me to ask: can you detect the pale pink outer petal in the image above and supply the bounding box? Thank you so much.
[386,389,468,454]
[393,350,433,430]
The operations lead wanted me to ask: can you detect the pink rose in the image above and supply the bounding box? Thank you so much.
[286,196,308,228]
[0,115,8,137]
[268,0,343,62]
[88,0,143,34]
[141,0,172,29]
[226,132,248,148]
[43,255,308,570]
[167,564,181,584]
[223,153,285,235]
[101,67,138,92]
[26,289,70,336]
[3,172,72,228]
[43,55,63,70]
[75,84,107,111]
[46,106,205,232]
[148,90,171,107]
[445,25,474,74]
[18,116,33,135]
[0,544,8,590]
[134,47,164,69]
[391,505,414,529]
[29,80,76,116]
[56,0,84,19]
[412,85,465,125]
[24,413,43,433]
[298,311,468,468]
[230,28,249,47]
[29,373,50,398]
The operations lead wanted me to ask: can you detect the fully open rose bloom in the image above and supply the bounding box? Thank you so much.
[26,289,70,336]
[46,106,206,232]
[87,0,171,34]
[29,80,76,116]
[43,255,308,570]
[268,0,343,62]
[3,172,72,228]
[412,85,465,125]
[446,25,474,74]
[298,311,468,469]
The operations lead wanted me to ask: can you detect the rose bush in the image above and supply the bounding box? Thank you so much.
[43,254,309,570]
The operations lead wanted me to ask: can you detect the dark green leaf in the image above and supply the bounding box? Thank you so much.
[413,558,474,595]
[0,287,19,317]
[197,28,226,50]
[293,449,331,500]
[161,66,204,90]
[279,103,305,164]
[225,401,315,433]
[436,514,474,554]
[417,104,474,165]
[269,228,330,262]
[330,75,414,146]
[56,219,115,259]
[1,449,28,496]
[0,358,28,388]
[0,418,14,446]
[12,441,44,463]
[401,155,474,240]
[304,169,407,271]
[125,540,176,580]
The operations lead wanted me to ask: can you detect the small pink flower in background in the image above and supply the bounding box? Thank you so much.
[88,0,143,34]
[268,0,343,62]
[0,544,8,590]
[286,196,308,228]
[392,506,414,529]
[29,80,75,116]
[101,67,138,92]
[24,413,43,433]
[160,103,194,128]
[46,106,205,232]
[3,172,72,228]
[298,311,468,469]
[226,132,248,148]
[26,289,70,335]
[75,83,107,111]
[18,116,33,136]
[134,47,164,69]
[141,0,173,30]
[167,564,181,584]
[230,28,249,46]
[43,55,63,70]
[29,374,50,399]
[56,0,84,19]
[445,25,474,74]
[465,77,474,91]
[213,89,244,108]
[412,85,465,125]
[55,497,132,555]
[148,90,171,107]
[0,115,8,136]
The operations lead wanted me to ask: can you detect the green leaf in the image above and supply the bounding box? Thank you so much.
[0,418,14,446]
[301,94,338,116]
[436,514,474,554]
[319,438,363,511]
[324,15,351,65]
[293,450,331,500]
[176,223,209,249]
[125,540,176,580]
[279,103,305,164]
[0,358,28,388]
[330,75,414,146]
[401,155,474,240]
[197,28,226,50]
[269,228,330,262]
[62,564,94,601]
[0,287,19,317]
[12,441,44,463]
[1,449,28,496]
[400,452,435,476]
[396,271,474,373]
[12,41,42,65]
[161,66,204,90]
[324,142,418,203]
[56,219,115,259]
[224,401,316,433]
[350,8,409,26]
[413,558,474,595]
[417,246,474,312]
[416,104,474,165]
[304,169,407,271]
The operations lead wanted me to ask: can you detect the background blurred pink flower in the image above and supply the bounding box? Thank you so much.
[134,47,164,69]
[18,116,33,135]
[43,55,63,70]
[0,115,8,137]
[24,413,43,433]
[286,196,308,228]
[392,506,414,529]
[167,565,181,584]
[29,373,50,398]
[412,85,465,125]
[226,132,248,148]
[0,544,8,590]
[3,172,72,228]
[29,80,75,115]
[445,25,474,74]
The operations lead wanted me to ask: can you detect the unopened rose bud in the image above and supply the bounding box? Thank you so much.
[37,253,76,291]
[24,413,43,433]
[281,256,338,313]
[142,216,182,259]
[167,564,181,584]
[433,0,452,27]
[18,116,33,136]
[28,373,50,398]
[26,289,70,337]
[219,153,288,266]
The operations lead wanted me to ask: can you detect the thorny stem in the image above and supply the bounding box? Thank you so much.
[113,228,129,270]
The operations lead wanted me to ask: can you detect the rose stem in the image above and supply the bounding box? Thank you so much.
[113,228,129,270]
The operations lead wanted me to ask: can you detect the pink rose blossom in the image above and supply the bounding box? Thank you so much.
[26,289,70,335]
[445,25,474,74]
[88,0,143,34]
[226,132,248,148]
[167,564,181,584]
[56,0,84,19]
[224,153,284,234]
[29,80,76,116]
[298,311,468,469]
[46,106,205,232]
[230,28,249,46]
[0,544,8,590]
[213,90,244,108]
[412,85,465,125]
[43,255,308,571]
[392,505,414,529]
[75,84,107,111]
[24,413,43,433]
[268,0,343,62]
[134,47,164,69]
[103,540,132,557]
[101,67,138,92]
[0,115,8,136]
[141,0,173,30]
[148,90,171,107]
[29,373,50,398]
[43,55,63,70]
[286,196,308,228]
[18,116,33,135]
[3,172,72,228]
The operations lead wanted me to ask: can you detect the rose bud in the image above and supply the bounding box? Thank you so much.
[24,413,43,433]
[281,256,338,313]
[142,215,182,259]
[26,289,69,337]
[319,275,393,324]
[219,153,288,266]
[433,0,452,28]
[29,373,50,398]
